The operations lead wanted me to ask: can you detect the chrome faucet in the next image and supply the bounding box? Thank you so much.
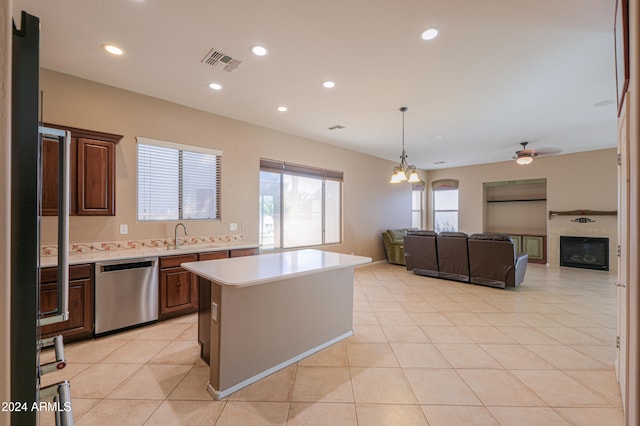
[174,223,188,249]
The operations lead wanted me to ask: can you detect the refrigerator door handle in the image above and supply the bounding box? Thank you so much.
[38,127,71,326]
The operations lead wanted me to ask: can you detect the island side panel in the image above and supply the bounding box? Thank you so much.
[215,267,354,393]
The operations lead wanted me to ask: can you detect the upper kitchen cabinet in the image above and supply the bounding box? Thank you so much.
[42,123,122,216]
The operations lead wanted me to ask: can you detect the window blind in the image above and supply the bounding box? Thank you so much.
[260,159,343,182]
[137,137,221,221]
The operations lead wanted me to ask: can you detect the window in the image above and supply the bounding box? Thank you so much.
[259,159,342,249]
[432,179,459,233]
[137,137,221,221]
[411,181,425,229]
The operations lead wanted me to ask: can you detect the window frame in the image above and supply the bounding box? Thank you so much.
[432,179,459,233]
[136,137,222,222]
[259,159,343,250]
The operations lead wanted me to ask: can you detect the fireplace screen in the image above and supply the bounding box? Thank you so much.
[559,236,609,271]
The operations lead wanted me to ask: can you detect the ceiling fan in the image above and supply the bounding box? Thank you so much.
[513,142,560,165]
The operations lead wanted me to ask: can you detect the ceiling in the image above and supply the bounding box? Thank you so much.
[12,0,618,170]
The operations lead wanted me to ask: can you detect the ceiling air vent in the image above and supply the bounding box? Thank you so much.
[201,49,242,72]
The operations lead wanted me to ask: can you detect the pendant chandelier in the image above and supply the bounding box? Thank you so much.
[390,107,420,183]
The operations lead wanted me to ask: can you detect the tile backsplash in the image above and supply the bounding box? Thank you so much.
[41,234,245,257]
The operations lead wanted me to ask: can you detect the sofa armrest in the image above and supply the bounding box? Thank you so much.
[513,252,528,287]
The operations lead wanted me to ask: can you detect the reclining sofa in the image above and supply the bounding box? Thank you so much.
[382,229,415,265]
[404,231,528,289]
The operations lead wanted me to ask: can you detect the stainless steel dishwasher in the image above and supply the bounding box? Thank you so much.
[94,257,159,335]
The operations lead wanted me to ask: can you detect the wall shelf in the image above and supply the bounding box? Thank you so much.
[487,198,547,203]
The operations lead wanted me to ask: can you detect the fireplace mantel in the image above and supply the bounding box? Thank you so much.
[548,210,617,220]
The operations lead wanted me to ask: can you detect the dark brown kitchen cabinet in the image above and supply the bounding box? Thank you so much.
[230,247,260,257]
[41,123,121,216]
[159,254,199,320]
[39,264,94,342]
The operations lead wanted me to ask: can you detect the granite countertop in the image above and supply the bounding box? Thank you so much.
[181,249,372,287]
[40,240,260,268]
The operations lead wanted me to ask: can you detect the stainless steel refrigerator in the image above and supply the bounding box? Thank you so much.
[12,11,73,425]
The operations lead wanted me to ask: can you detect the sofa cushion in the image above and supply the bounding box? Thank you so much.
[407,230,437,237]
[469,233,512,242]
[438,231,468,239]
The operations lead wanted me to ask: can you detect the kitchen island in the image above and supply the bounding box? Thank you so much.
[181,249,371,400]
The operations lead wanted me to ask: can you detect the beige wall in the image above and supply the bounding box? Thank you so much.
[0,0,10,423]
[426,149,618,268]
[39,69,418,261]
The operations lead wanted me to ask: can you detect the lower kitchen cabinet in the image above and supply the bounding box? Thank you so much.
[39,264,94,342]
[230,247,260,257]
[159,254,198,320]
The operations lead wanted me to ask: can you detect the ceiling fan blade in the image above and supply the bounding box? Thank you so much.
[534,147,562,156]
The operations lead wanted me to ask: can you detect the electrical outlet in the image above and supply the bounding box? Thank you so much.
[230,223,238,231]
[211,302,218,322]
[119,224,128,235]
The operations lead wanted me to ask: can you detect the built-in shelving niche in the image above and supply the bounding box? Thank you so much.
[483,178,548,263]
[483,178,547,235]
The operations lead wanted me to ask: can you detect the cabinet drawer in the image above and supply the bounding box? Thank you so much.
[230,248,259,257]
[199,251,229,261]
[160,254,198,269]
[40,264,93,283]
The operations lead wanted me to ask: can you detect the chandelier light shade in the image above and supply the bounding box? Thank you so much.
[390,107,420,183]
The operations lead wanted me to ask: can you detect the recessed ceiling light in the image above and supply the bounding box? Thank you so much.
[102,43,125,56]
[277,106,288,112]
[420,28,439,40]
[251,45,268,56]
[322,80,336,89]
[208,83,222,91]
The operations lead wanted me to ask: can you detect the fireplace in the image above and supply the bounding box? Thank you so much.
[559,236,609,271]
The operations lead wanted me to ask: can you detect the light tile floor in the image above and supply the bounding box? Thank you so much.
[40,262,623,425]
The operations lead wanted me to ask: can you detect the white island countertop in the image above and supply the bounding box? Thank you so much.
[181,249,371,287]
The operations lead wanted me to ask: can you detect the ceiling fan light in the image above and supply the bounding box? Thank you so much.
[516,155,533,165]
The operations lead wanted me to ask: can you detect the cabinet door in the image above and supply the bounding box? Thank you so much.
[159,267,198,319]
[39,264,94,342]
[41,136,60,216]
[77,138,115,215]
[41,136,79,216]
[523,236,546,262]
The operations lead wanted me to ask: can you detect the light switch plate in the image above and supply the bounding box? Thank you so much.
[119,224,128,235]
[211,302,218,322]
[230,223,238,231]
